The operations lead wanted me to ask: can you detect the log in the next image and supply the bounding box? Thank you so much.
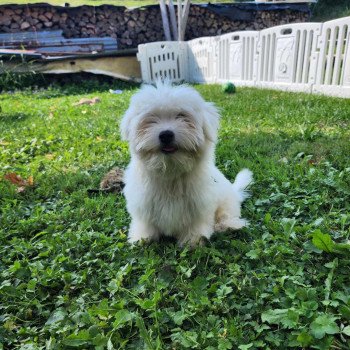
[20,21,30,29]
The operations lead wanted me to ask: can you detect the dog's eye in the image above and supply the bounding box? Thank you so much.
[145,117,159,125]
[138,117,159,134]
[176,113,187,120]
[176,112,196,129]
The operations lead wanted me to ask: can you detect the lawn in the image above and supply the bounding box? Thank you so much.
[0,76,350,349]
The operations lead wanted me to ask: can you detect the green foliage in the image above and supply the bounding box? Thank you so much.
[311,0,350,21]
[0,80,350,349]
[312,230,350,254]
[310,314,340,339]
[312,229,335,253]
[0,58,43,92]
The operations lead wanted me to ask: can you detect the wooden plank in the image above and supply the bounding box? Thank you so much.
[1,42,118,51]
[1,37,117,47]
[0,55,142,82]
[0,31,117,55]
[0,48,43,60]
[0,29,118,57]
[0,47,137,62]
[45,48,138,61]
[35,44,104,55]
[0,30,63,41]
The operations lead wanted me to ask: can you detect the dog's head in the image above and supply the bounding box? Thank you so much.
[120,82,220,174]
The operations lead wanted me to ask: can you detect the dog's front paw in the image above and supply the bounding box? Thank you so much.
[128,219,159,244]
[178,235,207,248]
[215,218,248,232]
[128,235,150,244]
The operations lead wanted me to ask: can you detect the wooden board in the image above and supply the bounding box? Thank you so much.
[1,55,142,82]
[0,30,118,56]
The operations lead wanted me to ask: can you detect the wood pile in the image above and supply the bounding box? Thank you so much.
[0,4,310,50]
[187,6,309,38]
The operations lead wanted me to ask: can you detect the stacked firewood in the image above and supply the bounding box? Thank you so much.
[187,6,310,37]
[0,4,310,50]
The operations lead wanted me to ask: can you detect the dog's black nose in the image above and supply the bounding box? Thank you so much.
[159,130,174,144]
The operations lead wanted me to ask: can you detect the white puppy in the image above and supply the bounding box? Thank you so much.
[120,82,253,246]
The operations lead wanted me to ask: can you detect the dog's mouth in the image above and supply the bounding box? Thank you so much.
[161,145,178,154]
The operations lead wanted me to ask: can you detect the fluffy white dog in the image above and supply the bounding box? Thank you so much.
[120,82,253,246]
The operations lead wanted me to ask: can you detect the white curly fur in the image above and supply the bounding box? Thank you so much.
[121,82,253,246]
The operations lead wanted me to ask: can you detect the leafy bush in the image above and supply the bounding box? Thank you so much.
[311,0,350,21]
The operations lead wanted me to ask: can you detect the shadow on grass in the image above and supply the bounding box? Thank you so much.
[0,112,31,123]
[0,72,140,96]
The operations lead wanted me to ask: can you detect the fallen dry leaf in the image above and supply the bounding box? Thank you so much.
[73,97,101,106]
[27,176,34,186]
[45,153,55,160]
[0,140,10,146]
[4,173,27,186]
[17,186,26,193]
[3,173,34,192]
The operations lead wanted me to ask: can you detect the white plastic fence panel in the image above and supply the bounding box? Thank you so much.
[216,31,259,86]
[187,37,216,83]
[137,16,350,99]
[257,22,322,92]
[137,41,188,83]
[313,16,350,97]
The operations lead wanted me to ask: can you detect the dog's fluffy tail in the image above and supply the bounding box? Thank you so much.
[232,168,253,202]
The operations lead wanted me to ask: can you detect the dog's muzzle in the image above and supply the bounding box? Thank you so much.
[159,130,178,154]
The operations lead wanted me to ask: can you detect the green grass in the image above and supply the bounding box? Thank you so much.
[1,77,350,349]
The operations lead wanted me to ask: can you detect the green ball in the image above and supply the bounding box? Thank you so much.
[222,82,236,94]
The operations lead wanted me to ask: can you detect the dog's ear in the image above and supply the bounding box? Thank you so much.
[120,108,133,141]
[202,102,220,143]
